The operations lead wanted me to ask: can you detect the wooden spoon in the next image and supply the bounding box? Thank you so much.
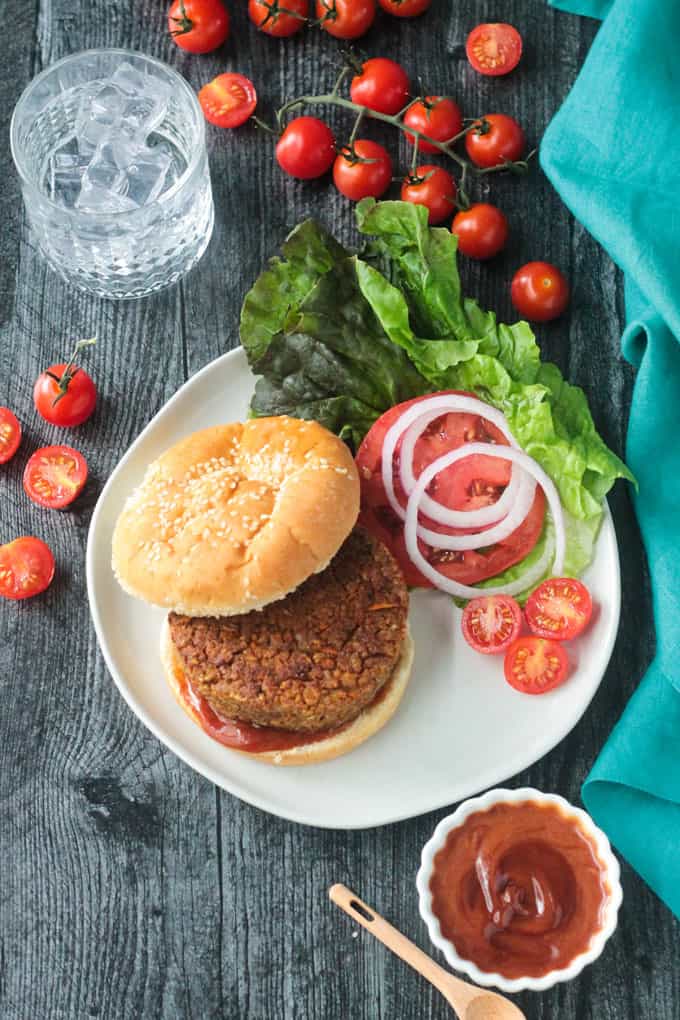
[329,884,526,1020]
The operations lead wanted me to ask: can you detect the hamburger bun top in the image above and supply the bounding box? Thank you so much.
[112,417,360,616]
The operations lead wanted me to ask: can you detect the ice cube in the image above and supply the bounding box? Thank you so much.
[123,147,172,206]
[75,184,137,214]
[45,139,90,208]
[122,94,167,138]
[76,82,126,154]
[82,142,128,195]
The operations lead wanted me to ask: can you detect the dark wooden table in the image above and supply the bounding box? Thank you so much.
[1,2,677,1018]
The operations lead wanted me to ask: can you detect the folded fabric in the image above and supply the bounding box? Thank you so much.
[541,0,680,916]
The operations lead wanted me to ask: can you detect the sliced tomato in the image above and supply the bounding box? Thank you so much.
[198,74,257,129]
[0,537,55,600]
[355,392,546,588]
[504,636,569,694]
[461,595,522,655]
[23,445,88,510]
[525,577,593,641]
[0,407,21,464]
[466,23,522,76]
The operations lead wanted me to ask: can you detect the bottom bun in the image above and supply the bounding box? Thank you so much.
[161,617,414,766]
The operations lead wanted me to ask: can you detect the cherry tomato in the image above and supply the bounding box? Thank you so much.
[466,23,523,76]
[401,165,456,225]
[465,114,525,169]
[461,595,523,655]
[403,97,463,154]
[511,261,570,322]
[34,340,97,428]
[525,578,593,641]
[350,58,410,116]
[168,0,230,53]
[378,0,431,14]
[276,117,336,179]
[199,74,257,129]
[23,445,88,510]
[0,408,22,464]
[333,140,392,201]
[248,0,308,35]
[0,537,55,601]
[316,0,376,39]
[504,636,569,694]
[452,203,509,260]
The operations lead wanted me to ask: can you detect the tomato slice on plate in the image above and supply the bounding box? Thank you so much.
[461,595,523,655]
[23,445,88,509]
[355,392,546,588]
[466,23,522,76]
[198,73,257,129]
[0,537,55,600]
[504,636,569,694]
[0,407,21,464]
[525,577,593,641]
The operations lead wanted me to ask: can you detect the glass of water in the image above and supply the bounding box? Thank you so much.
[10,48,214,300]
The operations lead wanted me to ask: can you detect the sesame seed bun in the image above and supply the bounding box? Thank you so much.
[112,417,360,616]
[161,617,414,766]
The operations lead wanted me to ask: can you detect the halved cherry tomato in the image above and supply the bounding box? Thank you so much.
[525,578,593,641]
[248,0,308,35]
[333,140,392,201]
[168,0,230,53]
[276,117,336,179]
[34,339,97,428]
[350,58,410,116]
[401,165,456,225]
[452,203,509,260]
[23,445,88,510]
[504,636,569,694]
[0,408,22,464]
[465,114,525,168]
[0,537,55,601]
[511,261,570,322]
[378,0,430,15]
[466,23,522,77]
[461,595,523,655]
[316,0,376,39]
[404,97,463,154]
[198,74,257,129]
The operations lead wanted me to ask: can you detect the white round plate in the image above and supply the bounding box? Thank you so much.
[87,347,621,830]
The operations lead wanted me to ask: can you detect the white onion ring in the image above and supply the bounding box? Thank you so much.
[404,443,565,599]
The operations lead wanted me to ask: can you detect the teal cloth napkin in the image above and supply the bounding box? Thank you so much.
[541,0,680,915]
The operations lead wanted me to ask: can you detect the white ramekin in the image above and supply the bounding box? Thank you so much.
[416,787,623,993]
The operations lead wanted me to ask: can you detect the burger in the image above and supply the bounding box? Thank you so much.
[111,416,413,765]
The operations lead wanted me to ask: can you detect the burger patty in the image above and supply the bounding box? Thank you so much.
[168,528,409,732]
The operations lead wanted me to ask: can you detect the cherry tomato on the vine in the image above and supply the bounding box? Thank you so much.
[403,97,463,154]
[23,445,88,511]
[0,537,55,601]
[401,165,456,225]
[276,117,336,179]
[0,408,22,464]
[452,203,509,260]
[34,339,97,428]
[168,0,230,53]
[504,636,570,695]
[333,140,392,201]
[248,0,308,36]
[466,23,523,76]
[378,0,431,15]
[199,74,257,129]
[316,0,376,39]
[511,261,570,322]
[350,58,410,116]
[465,114,525,168]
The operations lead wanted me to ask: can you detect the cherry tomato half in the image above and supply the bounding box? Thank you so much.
[403,97,463,154]
[34,348,97,429]
[511,261,570,322]
[378,0,431,15]
[0,408,22,464]
[276,117,336,179]
[350,58,410,116]
[316,0,376,39]
[23,445,88,510]
[333,140,392,201]
[461,595,523,655]
[452,203,509,260]
[0,537,55,601]
[199,74,257,129]
[248,0,308,35]
[168,0,230,53]
[466,23,523,76]
[465,114,525,168]
[504,636,570,694]
[401,165,456,225]
[525,578,593,641]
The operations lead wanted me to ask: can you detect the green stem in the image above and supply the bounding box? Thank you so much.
[348,107,365,147]
[169,0,193,37]
[51,336,96,406]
